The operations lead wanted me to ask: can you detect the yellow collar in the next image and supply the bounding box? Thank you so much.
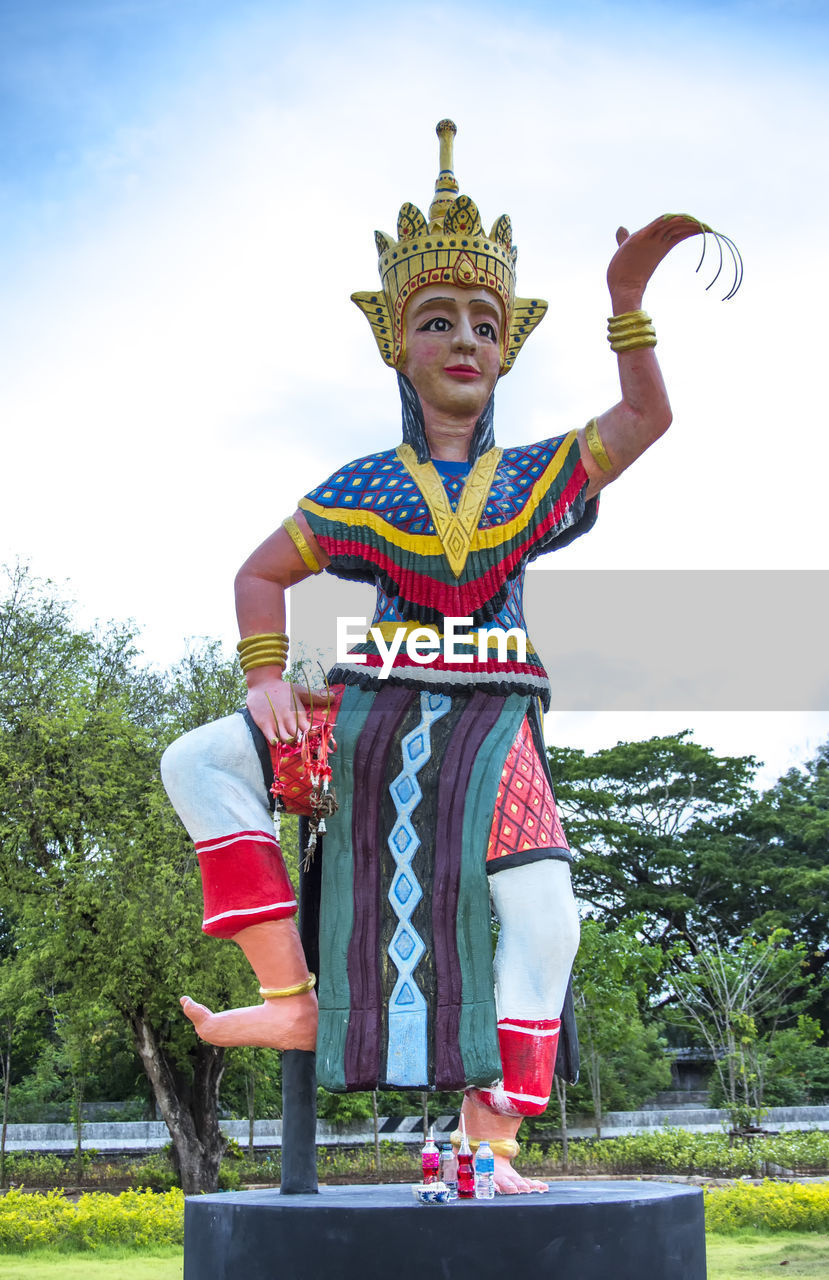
[396,444,502,578]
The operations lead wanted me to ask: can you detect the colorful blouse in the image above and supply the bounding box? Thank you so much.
[299,430,597,710]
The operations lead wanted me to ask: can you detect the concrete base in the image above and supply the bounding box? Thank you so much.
[184,1181,706,1280]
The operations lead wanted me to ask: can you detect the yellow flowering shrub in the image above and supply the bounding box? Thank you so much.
[705,1180,829,1233]
[0,1187,184,1253]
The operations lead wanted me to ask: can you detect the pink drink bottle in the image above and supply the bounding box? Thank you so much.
[421,1129,440,1184]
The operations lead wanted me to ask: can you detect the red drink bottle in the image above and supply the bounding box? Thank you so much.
[421,1130,440,1184]
[457,1128,475,1199]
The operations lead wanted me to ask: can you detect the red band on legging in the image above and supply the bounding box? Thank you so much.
[469,1017,561,1117]
[195,830,297,938]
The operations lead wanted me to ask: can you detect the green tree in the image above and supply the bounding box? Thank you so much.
[0,565,258,1192]
[221,1046,284,1156]
[0,946,41,1185]
[725,747,829,996]
[668,930,815,1129]
[570,918,672,1135]
[548,733,758,949]
[526,918,672,1142]
[749,1014,829,1107]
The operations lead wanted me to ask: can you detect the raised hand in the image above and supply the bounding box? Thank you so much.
[607,214,742,311]
[607,214,710,312]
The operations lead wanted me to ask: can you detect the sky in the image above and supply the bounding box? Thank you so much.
[2,0,827,787]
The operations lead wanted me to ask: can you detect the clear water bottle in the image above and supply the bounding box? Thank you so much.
[440,1143,458,1199]
[474,1140,495,1199]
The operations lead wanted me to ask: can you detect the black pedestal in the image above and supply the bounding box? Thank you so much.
[184,1181,706,1279]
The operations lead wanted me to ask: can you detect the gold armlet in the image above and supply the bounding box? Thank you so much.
[585,418,613,473]
[607,309,657,353]
[259,975,316,999]
[283,516,322,574]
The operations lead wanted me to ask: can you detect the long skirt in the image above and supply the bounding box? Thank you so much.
[310,682,576,1093]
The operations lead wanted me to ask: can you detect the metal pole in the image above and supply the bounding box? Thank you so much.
[280,817,321,1194]
[280,1049,318,1193]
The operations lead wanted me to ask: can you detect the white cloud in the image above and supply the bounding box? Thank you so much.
[1,2,826,752]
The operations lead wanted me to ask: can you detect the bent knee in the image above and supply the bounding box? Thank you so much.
[160,725,214,805]
[523,889,580,963]
[492,860,579,946]
[162,714,250,793]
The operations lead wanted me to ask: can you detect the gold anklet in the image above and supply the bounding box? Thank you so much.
[259,974,316,999]
[449,1131,520,1160]
[489,1138,520,1160]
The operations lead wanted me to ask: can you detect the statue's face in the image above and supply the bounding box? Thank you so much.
[400,285,503,423]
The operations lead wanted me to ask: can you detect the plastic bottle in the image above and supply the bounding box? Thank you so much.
[474,1140,495,1199]
[440,1143,458,1199]
[457,1127,475,1199]
[421,1129,440,1184]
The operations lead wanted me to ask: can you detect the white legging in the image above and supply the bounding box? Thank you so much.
[161,712,579,1018]
[161,713,270,844]
[490,860,579,1019]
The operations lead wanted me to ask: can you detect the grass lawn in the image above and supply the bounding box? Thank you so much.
[707,1231,829,1278]
[1,1233,827,1277]
[0,1249,183,1279]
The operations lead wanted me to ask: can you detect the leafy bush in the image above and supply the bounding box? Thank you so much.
[518,1129,829,1178]
[316,1140,413,1179]
[705,1180,829,1233]
[218,1164,242,1190]
[758,1130,829,1173]
[123,1150,180,1192]
[5,1127,828,1192]
[2,1152,69,1187]
[0,1187,184,1253]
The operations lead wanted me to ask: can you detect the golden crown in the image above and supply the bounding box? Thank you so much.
[351,120,547,375]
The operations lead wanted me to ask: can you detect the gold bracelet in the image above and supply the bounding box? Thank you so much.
[240,654,288,674]
[259,974,316,999]
[607,308,657,353]
[237,641,289,658]
[283,516,322,575]
[607,308,652,333]
[238,632,289,674]
[237,632,289,653]
[585,417,613,473]
[237,641,289,657]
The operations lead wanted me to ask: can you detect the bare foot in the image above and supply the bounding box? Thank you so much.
[493,1155,548,1195]
[179,992,318,1050]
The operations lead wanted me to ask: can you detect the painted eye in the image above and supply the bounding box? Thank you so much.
[476,322,498,342]
[419,317,452,332]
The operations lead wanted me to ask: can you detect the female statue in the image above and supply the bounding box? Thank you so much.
[162,120,732,1192]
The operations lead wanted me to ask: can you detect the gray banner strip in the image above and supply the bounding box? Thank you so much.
[289,571,828,712]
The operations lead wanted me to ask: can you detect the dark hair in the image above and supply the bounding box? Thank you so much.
[398,373,495,464]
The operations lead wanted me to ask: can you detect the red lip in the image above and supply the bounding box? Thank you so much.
[444,365,480,379]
